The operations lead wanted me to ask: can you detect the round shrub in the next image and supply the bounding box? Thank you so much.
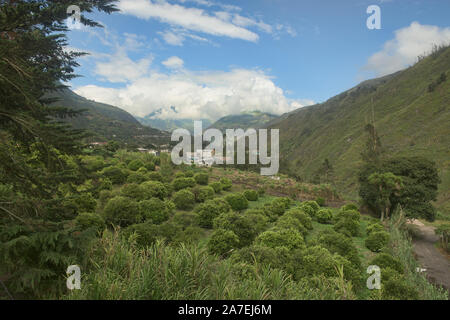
[123,222,158,247]
[184,170,194,178]
[275,215,307,236]
[75,212,105,232]
[230,245,291,271]
[195,198,231,228]
[220,177,232,191]
[172,177,196,191]
[193,186,215,203]
[174,172,185,178]
[367,222,385,235]
[213,211,266,247]
[315,197,325,207]
[99,190,112,208]
[101,166,127,184]
[128,159,144,171]
[243,189,258,201]
[316,208,333,224]
[140,181,167,200]
[139,198,169,224]
[284,209,313,230]
[77,193,97,212]
[208,229,240,256]
[144,161,156,171]
[273,197,292,210]
[255,228,305,250]
[302,200,320,214]
[210,181,223,194]
[98,178,112,191]
[382,277,419,300]
[309,230,361,268]
[365,231,390,252]
[333,217,360,237]
[172,189,195,210]
[300,203,317,218]
[146,171,163,182]
[103,196,140,227]
[127,172,147,184]
[194,172,209,185]
[121,183,145,201]
[224,193,249,211]
[333,209,360,224]
[340,203,359,212]
[369,253,404,274]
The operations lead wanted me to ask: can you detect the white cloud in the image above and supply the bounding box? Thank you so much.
[94,49,153,83]
[364,22,450,76]
[158,30,185,46]
[117,0,259,42]
[162,56,184,69]
[75,52,313,121]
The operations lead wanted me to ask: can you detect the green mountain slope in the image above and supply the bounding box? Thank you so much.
[268,46,450,211]
[209,111,277,131]
[49,88,170,145]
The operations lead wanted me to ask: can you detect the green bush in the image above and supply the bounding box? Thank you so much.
[208,229,240,256]
[146,171,163,182]
[184,170,194,177]
[309,230,361,268]
[103,196,141,227]
[123,222,158,247]
[333,217,360,237]
[210,181,223,193]
[315,197,325,207]
[139,198,170,224]
[75,212,105,232]
[332,209,360,224]
[121,183,145,201]
[365,231,390,252]
[175,172,185,178]
[195,198,231,228]
[382,277,419,300]
[230,245,291,271]
[302,200,319,213]
[140,181,167,200]
[213,211,267,247]
[192,186,215,203]
[98,190,112,208]
[369,253,404,274]
[101,166,128,184]
[77,193,97,212]
[367,222,385,235]
[194,173,209,185]
[127,172,147,184]
[172,177,196,191]
[172,189,195,210]
[316,209,333,224]
[243,189,259,201]
[255,228,305,250]
[275,215,307,236]
[224,193,249,211]
[340,203,358,212]
[220,177,232,191]
[128,159,144,171]
[98,178,113,191]
[284,209,313,230]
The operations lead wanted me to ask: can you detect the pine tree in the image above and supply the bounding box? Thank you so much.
[0,0,118,298]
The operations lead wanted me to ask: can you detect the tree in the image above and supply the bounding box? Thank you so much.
[0,0,118,297]
[368,172,403,221]
[361,123,384,165]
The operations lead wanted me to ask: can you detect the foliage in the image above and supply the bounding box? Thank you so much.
[224,193,249,211]
[194,173,209,185]
[140,181,167,200]
[195,198,231,229]
[333,217,360,237]
[192,186,215,203]
[219,177,232,191]
[316,209,333,224]
[365,231,390,252]
[103,196,140,227]
[172,177,196,191]
[243,189,259,201]
[75,212,105,232]
[284,208,313,230]
[255,228,305,251]
[209,181,223,194]
[139,198,170,225]
[208,229,240,256]
[172,189,195,211]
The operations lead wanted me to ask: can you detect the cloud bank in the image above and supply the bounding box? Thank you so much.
[364,22,450,76]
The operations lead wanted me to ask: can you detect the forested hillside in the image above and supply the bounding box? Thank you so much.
[269,46,450,212]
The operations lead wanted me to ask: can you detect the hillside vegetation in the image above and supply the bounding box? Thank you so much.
[210,111,277,131]
[268,46,450,212]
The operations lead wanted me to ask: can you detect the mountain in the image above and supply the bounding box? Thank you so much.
[49,88,170,146]
[137,110,212,133]
[267,45,450,212]
[209,111,277,131]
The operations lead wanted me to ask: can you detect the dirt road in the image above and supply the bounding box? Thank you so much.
[410,220,450,291]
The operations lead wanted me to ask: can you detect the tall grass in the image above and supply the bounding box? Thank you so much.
[388,212,448,300]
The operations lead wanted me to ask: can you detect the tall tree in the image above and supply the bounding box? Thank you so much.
[0,0,118,298]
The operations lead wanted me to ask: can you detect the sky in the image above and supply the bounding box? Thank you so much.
[66,0,450,121]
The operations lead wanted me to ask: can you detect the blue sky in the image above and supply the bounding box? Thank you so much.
[66,0,450,121]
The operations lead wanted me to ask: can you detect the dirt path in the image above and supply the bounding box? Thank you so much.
[410,219,450,291]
